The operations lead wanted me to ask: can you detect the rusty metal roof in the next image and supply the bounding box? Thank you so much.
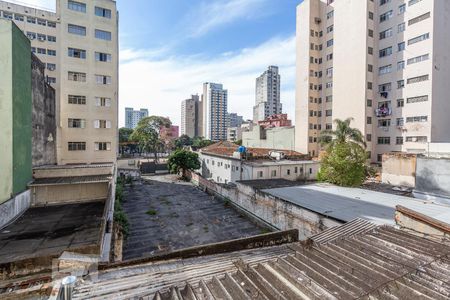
[72,225,450,299]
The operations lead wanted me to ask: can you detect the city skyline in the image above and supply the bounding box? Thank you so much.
[10,0,300,127]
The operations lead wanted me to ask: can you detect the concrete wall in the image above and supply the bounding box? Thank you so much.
[33,164,113,178]
[188,171,342,240]
[32,182,108,206]
[381,153,416,187]
[32,54,56,167]
[243,126,296,151]
[415,157,450,201]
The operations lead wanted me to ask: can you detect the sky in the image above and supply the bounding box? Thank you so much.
[10,0,301,127]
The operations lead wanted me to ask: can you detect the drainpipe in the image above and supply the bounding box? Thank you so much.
[61,276,76,300]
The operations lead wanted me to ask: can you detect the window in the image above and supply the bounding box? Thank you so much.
[377,154,383,162]
[379,28,392,40]
[47,49,56,56]
[406,116,428,123]
[409,12,430,26]
[367,117,372,125]
[37,18,46,26]
[68,71,86,82]
[378,137,391,145]
[27,32,36,40]
[368,64,373,72]
[287,169,291,175]
[406,136,427,143]
[2,13,13,20]
[397,118,404,126]
[408,33,430,45]
[95,52,111,62]
[95,142,111,151]
[68,118,86,128]
[95,6,112,18]
[294,167,298,174]
[407,95,428,103]
[397,99,404,107]
[379,47,392,57]
[326,39,333,47]
[398,22,406,33]
[369,11,374,20]
[368,29,373,38]
[47,21,56,28]
[37,34,46,41]
[409,0,423,6]
[399,4,406,14]
[378,83,391,92]
[68,142,86,151]
[47,77,56,84]
[14,14,24,21]
[68,1,86,13]
[68,47,86,59]
[367,99,372,107]
[378,119,391,127]
[68,95,86,105]
[47,35,56,42]
[47,63,56,71]
[95,29,112,41]
[271,170,277,177]
[68,24,86,36]
[396,137,404,145]
[380,10,393,23]
[407,54,429,65]
[27,16,36,24]
[407,74,429,84]
[327,25,333,33]
[37,48,46,54]
[379,64,392,75]
[94,120,111,129]
[326,82,333,89]
[368,47,373,55]
[96,75,112,85]
[397,80,405,89]
[366,134,372,142]
[398,42,405,52]
[380,0,391,5]
[326,67,333,77]
[367,82,373,90]
[327,10,334,19]
[397,61,405,70]
[326,53,333,61]
[326,95,333,102]
[95,97,111,107]
[257,171,263,178]
[326,109,332,117]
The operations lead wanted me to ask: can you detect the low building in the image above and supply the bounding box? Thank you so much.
[198,141,317,184]
[226,126,242,142]
[242,125,295,151]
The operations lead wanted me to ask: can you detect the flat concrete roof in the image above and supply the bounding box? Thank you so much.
[262,183,450,225]
[0,202,104,264]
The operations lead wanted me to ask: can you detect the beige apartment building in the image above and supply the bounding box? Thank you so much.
[0,0,118,165]
[296,0,450,162]
[181,95,200,138]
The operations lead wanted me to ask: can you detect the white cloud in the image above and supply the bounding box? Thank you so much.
[186,0,273,37]
[119,35,296,128]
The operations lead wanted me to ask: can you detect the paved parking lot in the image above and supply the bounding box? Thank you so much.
[122,175,265,260]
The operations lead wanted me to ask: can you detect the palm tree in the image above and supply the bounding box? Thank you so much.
[319,118,366,148]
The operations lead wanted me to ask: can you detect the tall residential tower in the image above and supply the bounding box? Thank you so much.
[296,0,450,162]
[125,107,149,129]
[0,0,119,165]
[180,95,200,138]
[202,83,228,141]
[253,66,282,122]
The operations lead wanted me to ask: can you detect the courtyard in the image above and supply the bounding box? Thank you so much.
[122,174,266,260]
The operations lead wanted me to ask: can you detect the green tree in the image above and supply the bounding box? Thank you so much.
[317,118,368,187]
[234,139,242,146]
[119,127,134,155]
[167,149,201,177]
[192,136,214,149]
[175,134,193,149]
[130,116,171,161]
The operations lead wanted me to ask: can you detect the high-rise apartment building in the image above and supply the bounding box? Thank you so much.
[180,95,200,138]
[228,112,244,128]
[296,0,450,162]
[125,107,148,129]
[0,0,118,165]
[202,83,228,141]
[253,66,282,122]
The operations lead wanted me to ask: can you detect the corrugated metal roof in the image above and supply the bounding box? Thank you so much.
[30,175,111,186]
[72,226,450,299]
[262,183,450,225]
[310,218,377,245]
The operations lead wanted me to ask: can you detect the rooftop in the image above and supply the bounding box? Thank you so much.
[262,183,450,225]
[71,224,450,299]
[201,141,308,160]
[0,202,104,265]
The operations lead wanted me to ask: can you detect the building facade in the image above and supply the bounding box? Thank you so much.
[296,0,450,162]
[228,112,243,128]
[258,113,292,128]
[180,95,200,137]
[125,107,148,129]
[253,66,282,122]
[0,0,119,165]
[243,126,296,151]
[202,82,228,141]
